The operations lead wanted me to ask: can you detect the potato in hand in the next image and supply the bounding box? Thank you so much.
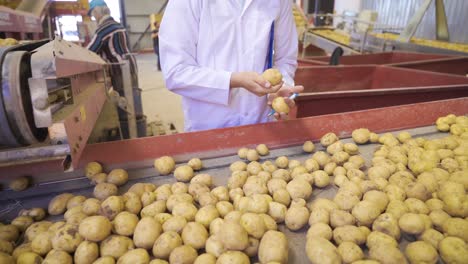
[262,68,283,86]
[272,97,290,114]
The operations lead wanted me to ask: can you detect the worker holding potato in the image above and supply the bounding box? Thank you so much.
[160,0,303,132]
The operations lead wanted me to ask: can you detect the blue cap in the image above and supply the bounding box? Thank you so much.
[88,0,108,16]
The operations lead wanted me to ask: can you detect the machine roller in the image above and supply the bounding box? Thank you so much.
[0,39,124,170]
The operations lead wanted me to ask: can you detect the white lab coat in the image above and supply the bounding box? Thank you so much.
[160,0,298,132]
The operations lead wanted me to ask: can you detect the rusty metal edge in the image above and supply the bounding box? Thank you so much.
[1,97,466,178]
[297,84,468,99]
[387,56,468,67]
[77,97,468,167]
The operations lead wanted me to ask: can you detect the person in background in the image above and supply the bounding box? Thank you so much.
[150,13,162,70]
[87,0,135,70]
[159,0,303,132]
[87,0,145,138]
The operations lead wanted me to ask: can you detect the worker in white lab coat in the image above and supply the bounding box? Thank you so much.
[159,0,303,132]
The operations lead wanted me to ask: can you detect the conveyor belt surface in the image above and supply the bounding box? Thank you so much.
[0,125,449,263]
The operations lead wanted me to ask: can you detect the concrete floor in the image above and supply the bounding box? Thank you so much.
[136,53,185,132]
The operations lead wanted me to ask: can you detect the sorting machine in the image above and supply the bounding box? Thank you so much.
[0,40,466,263]
[0,39,140,172]
[0,98,467,263]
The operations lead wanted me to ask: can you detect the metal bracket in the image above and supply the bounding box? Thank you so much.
[398,0,449,43]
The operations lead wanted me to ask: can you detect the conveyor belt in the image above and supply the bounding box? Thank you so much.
[0,125,449,263]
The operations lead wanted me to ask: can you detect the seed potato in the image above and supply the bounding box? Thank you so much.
[306,237,341,264]
[74,241,99,264]
[79,216,112,242]
[100,235,134,259]
[152,231,182,260]
[169,245,198,264]
[338,242,364,264]
[307,223,333,240]
[117,248,150,264]
[154,156,175,175]
[94,183,118,201]
[259,230,288,263]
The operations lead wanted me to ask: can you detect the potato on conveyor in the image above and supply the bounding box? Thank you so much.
[405,241,437,264]
[18,208,46,221]
[305,236,341,264]
[169,245,198,264]
[9,176,30,191]
[258,230,288,263]
[337,241,364,263]
[117,248,150,264]
[10,216,33,232]
[219,221,249,251]
[217,251,250,264]
[238,147,249,159]
[51,224,83,253]
[174,165,194,182]
[181,222,208,250]
[188,158,203,171]
[246,149,259,161]
[256,144,269,156]
[303,140,315,153]
[93,256,115,264]
[74,241,99,264]
[93,183,118,200]
[85,161,103,178]
[352,128,371,144]
[100,235,134,259]
[24,221,52,242]
[133,217,162,249]
[262,68,282,86]
[16,251,43,263]
[438,236,468,264]
[78,216,111,242]
[152,231,182,259]
[154,156,176,175]
[0,252,13,263]
[194,253,216,264]
[107,169,129,186]
[48,193,74,215]
[43,249,73,264]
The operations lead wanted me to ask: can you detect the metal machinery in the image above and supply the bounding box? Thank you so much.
[0,38,143,171]
[0,98,467,264]
[301,0,468,57]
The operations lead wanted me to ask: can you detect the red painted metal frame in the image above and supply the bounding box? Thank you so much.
[295,66,468,92]
[0,98,466,178]
[302,52,453,65]
[297,59,327,67]
[76,98,467,168]
[393,57,468,76]
[65,85,107,169]
[0,6,42,33]
[293,66,468,118]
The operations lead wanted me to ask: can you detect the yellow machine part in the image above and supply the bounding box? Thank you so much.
[0,38,19,46]
[313,29,351,46]
[150,13,164,31]
[372,33,468,53]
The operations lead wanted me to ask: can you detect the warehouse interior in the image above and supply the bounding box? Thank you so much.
[0,0,467,263]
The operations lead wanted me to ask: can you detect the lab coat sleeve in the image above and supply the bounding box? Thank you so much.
[274,1,299,87]
[159,0,232,106]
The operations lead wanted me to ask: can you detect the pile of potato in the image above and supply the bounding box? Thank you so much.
[303,115,467,264]
[0,38,18,47]
[0,114,467,264]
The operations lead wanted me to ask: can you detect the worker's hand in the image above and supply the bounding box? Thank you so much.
[268,84,304,120]
[230,72,283,96]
